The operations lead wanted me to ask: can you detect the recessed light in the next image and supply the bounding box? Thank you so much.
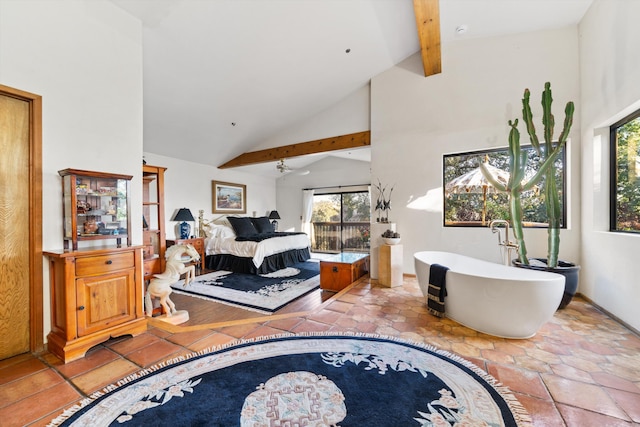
[456,25,468,35]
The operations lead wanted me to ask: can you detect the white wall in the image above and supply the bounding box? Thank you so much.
[142,152,277,238]
[370,27,582,274]
[0,0,144,339]
[265,83,372,236]
[256,85,370,150]
[276,156,371,232]
[579,0,640,331]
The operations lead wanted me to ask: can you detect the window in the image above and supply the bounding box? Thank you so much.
[311,191,371,253]
[444,145,566,227]
[610,110,640,232]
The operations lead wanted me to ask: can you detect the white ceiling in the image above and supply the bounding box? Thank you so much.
[111,0,593,177]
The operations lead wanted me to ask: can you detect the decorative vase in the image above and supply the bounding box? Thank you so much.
[179,221,191,239]
[513,258,580,309]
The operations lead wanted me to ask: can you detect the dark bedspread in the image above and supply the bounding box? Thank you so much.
[206,247,311,275]
[234,231,306,242]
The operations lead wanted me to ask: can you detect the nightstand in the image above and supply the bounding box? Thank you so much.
[167,237,205,272]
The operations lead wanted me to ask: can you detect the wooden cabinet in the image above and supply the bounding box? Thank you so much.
[143,164,167,280]
[58,169,132,250]
[167,237,205,272]
[44,246,147,363]
[320,253,370,292]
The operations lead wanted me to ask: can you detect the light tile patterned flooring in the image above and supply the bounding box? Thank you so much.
[1,275,639,426]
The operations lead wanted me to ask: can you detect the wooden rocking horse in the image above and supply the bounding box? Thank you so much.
[144,244,200,322]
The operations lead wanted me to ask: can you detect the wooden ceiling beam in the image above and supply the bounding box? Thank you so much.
[218,130,370,169]
[413,0,441,77]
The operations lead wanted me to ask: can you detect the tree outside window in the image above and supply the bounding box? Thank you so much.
[611,112,640,232]
[444,146,565,227]
[311,191,370,252]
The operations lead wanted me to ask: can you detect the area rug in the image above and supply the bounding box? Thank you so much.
[170,261,320,314]
[49,334,531,427]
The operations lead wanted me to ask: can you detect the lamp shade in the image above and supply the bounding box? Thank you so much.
[268,210,281,220]
[173,208,195,222]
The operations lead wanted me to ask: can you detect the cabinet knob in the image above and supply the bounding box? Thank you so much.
[78,306,85,311]
[332,266,338,273]
[105,260,113,265]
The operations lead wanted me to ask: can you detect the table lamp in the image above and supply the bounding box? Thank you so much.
[173,208,195,239]
[269,210,281,231]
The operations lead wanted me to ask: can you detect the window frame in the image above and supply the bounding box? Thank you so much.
[443,144,567,228]
[310,189,371,253]
[609,108,640,233]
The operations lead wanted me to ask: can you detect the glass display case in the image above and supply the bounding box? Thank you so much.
[142,164,167,279]
[58,169,132,250]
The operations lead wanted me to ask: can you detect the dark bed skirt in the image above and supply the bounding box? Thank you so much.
[205,247,311,275]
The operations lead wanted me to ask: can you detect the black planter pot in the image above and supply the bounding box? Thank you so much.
[513,258,580,310]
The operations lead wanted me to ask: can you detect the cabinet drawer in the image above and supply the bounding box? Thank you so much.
[76,252,135,276]
[143,257,161,278]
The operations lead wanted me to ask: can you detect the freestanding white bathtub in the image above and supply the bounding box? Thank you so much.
[414,251,565,339]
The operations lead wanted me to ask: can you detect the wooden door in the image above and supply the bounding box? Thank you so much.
[0,85,43,359]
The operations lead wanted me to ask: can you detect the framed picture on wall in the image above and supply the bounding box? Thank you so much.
[212,181,246,214]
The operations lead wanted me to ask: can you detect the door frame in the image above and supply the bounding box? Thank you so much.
[312,190,371,253]
[1,84,44,354]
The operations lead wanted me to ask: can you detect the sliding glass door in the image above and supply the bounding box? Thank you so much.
[311,191,370,253]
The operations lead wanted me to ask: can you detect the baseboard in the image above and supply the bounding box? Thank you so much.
[577,293,640,337]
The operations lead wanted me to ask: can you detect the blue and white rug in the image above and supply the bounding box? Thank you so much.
[48,334,532,426]
[170,261,320,314]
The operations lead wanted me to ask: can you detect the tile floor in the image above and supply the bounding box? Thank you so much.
[1,275,639,426]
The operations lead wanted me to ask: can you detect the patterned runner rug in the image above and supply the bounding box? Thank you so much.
[48,334,531,426]
[170,261,320,314]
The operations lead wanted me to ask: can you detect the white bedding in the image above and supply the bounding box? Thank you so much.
[205,233,310,268]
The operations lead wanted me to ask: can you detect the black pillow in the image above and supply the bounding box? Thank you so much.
[227,216,258,237]
[250,216,274,233]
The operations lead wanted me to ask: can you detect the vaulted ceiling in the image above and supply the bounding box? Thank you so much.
[111,0,593,177]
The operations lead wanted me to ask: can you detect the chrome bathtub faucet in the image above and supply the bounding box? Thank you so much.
[489,219,518,266]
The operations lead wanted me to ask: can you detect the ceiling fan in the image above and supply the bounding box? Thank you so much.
[276,159,310,175]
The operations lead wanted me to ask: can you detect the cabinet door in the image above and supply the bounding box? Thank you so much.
[143,166,166,275]
[76,269,136,336]
[59,170,132,250]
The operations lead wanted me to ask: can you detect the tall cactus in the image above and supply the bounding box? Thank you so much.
[481,82,574,266]
[521,82,574,268]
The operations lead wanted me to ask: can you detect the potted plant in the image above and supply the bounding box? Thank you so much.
[481,82,580,309]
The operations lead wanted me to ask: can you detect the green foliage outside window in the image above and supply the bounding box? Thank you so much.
[444,147,565,227]
[311,191,371,252]
[612,113,640,232]
[311,192,370,223]
[340,192,371,223]
[311,198,339,222]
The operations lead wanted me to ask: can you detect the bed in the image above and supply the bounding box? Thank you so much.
[203,216,311,274]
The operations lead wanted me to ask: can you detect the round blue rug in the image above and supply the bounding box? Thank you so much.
[48,334,531,426]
